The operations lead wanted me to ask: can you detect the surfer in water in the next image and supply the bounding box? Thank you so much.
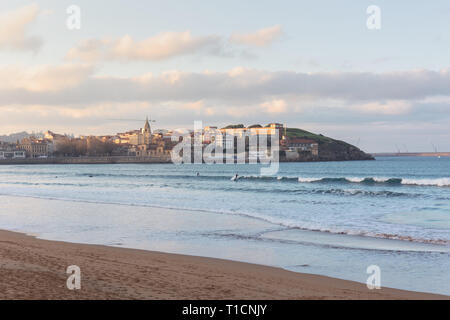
[231,173,239,181]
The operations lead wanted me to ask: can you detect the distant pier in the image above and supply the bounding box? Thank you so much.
[371,152,450,157]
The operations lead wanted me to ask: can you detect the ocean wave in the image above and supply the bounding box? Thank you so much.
[215,229,450,249]
[222,186,417,197]
[4,169,448,187]
[236,175,449,186]
[1,181,90,187]
[311,188,415,197]
[76,172,231,180]
[297,177,322,182]
[293,176,449,187]
[0,180,419,199]
[401,178,450,187]
[286,227,450,246]
[1,192,448,246]
[202,217,450,247]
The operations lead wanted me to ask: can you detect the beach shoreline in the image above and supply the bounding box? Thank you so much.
[0,229,447,300]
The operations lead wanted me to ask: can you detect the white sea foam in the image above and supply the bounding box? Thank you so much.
[401,178,450,187]
[298,177,322,182]
[294,176,450,187]
[373,177,390,182]
[346,177,365,183]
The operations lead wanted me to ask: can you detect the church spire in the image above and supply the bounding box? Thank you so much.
[143,116,151,133]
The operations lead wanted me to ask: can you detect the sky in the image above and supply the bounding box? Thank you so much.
[0,0,449,152]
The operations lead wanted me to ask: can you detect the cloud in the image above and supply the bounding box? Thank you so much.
[66,26,284,62]
[0,64,94,92]
[182,100,205,111]
[0,3,42,52]
[1,66,450,130]
[67,31,222,62]
[356,100,412,115]
[261,99,287,113]
[3,66,450,105]
[230,25,283,47]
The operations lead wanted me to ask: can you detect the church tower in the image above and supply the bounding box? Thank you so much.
[142,116,151,145]
[143,116,151,134]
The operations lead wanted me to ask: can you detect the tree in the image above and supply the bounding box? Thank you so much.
[223,124,245,129]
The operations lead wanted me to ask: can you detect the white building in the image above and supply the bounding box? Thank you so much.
[0,150,26,159]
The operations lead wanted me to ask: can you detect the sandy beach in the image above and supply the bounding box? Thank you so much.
[0,229,447,300]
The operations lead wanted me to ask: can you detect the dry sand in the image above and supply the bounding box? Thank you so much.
[0,229,447,300]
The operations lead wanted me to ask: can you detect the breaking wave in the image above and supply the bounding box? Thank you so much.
[239,175,449,187]
[293,176,449,187]
[1,192,448,246]
[74,173,450,187]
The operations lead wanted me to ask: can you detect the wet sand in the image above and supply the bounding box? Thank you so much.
[0,229,447,300]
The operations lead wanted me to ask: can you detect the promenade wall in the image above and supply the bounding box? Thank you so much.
[0,156,172,165]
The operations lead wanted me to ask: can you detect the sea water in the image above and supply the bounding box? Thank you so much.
[0,156,449,294]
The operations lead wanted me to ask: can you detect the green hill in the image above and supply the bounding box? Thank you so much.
[286,127,373,161]
[285,128,333,143]
[221,124,374,161]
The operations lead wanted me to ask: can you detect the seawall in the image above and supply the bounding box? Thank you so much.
[0,155,172,165]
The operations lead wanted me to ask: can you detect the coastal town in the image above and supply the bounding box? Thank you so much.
[4,1,449,304]
[0,119,324,163]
